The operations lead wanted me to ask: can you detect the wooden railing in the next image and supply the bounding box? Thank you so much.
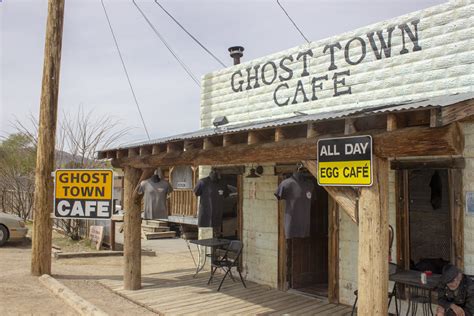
[169,190,197,217]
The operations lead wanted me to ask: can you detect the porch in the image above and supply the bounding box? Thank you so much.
[100,268,352,315]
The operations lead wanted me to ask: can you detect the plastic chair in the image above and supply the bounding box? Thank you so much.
[207,240,247,291]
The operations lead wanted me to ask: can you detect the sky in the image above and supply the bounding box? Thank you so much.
[1,0,447,147]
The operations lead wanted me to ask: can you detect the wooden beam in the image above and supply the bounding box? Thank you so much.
[344,118,357,135]
[328,196,339,303]
[248,131,261,145]
[395,169,410,270]
[128,148,138,158]
[248,130,274,144]
[123,166,142,290]
[31,0,65,277]
[391,157,465,170]
[275,128,285,142]
[111,124,463,169]
[303,160,358,223]
[430,108,442,127]
[203,138,214,149]
[449,169,464,269]
[139,146,151,157]
[375,123,463,158]
[441,99,474,126]
[307,123,319,138]
[277,181,287,291]
[386,114,398,131]
[357,157,389,315]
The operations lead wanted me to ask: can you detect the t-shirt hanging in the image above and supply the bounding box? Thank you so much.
[275,173,315,239]
[137,179,173,219]
[194,177,229,228]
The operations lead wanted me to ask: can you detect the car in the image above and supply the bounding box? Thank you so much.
[0,212,28,246]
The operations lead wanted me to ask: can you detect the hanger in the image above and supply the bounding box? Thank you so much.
[296,162,303,172]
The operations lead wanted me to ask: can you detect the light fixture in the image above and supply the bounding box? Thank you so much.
[213,116,228,127]
[246,165,263,178]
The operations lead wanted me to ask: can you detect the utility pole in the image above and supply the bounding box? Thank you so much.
[31,0,65,276]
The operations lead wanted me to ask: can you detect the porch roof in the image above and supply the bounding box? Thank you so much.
[99,92,472,153]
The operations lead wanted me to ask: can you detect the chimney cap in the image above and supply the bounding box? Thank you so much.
[228,46,244,57]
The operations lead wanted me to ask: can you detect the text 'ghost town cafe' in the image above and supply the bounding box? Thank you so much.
[54,169,114,219]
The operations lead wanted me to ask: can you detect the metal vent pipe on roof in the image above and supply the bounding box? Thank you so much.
[228,46,244,65]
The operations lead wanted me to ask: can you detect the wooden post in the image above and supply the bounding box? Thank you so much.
[123,166,142,290]
[357,157,389,315]
[328,196,339,303]
[31,0,65,276]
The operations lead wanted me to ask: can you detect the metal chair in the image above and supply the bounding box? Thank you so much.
[207,240,247,291]
[351,262,400,316]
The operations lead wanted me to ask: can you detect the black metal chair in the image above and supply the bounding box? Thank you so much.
[351,262,400,315]
[207,240,247,291]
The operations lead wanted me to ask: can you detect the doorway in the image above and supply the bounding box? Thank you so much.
[278,173,330,298]
[408,169,451,272]
[220,173,239,239]
[290,183,329,297]
[396,165,464,271]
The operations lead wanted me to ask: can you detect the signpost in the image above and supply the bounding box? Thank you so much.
[54,169,114,219]
[317,135,372,186]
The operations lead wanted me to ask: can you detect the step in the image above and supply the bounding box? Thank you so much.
[143,220,169,228]
[142,231,176,240]
[141,225,170,233]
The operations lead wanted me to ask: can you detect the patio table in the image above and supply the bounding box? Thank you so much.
[390,270,441,316]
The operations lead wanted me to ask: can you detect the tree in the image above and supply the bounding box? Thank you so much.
[0,134,36,221]
[11,107,131,239]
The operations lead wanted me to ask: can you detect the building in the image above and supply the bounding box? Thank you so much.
[98,0,473,313]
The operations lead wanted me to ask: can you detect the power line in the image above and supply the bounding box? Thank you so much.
[132,0,200,87]
[153,0,226,68]
[100,0,151,140]
[276,0,310,44]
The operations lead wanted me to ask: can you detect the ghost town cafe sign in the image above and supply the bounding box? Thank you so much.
[317,136,372,186]
[54,169,114,219]
[230,19,421,106]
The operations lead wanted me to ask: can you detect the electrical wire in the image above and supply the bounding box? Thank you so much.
[133,0,200,87]
[276,0,310,44]
[100,0,151,140]
[153,0,226,68]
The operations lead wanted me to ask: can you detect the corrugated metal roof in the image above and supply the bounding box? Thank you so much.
[99,92,473,153]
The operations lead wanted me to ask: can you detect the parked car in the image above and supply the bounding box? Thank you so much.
[0,212,28,246]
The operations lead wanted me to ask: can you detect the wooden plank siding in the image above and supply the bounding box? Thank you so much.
[169,189,197,217]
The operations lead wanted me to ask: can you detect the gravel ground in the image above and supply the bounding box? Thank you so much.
[0,236,198,315]
[0,240,77,316]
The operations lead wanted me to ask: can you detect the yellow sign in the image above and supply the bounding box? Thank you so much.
[54,169,113,219]
[317,136,372,186]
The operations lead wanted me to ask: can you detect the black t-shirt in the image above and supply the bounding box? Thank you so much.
[194,177,229,228]
[275,173,315,239]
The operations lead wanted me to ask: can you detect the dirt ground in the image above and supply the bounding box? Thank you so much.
[0,235,199,315]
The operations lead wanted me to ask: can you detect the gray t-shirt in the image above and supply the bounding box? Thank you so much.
[138,178,173,220]
[275,173,315,239]
[194,177,229,228]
